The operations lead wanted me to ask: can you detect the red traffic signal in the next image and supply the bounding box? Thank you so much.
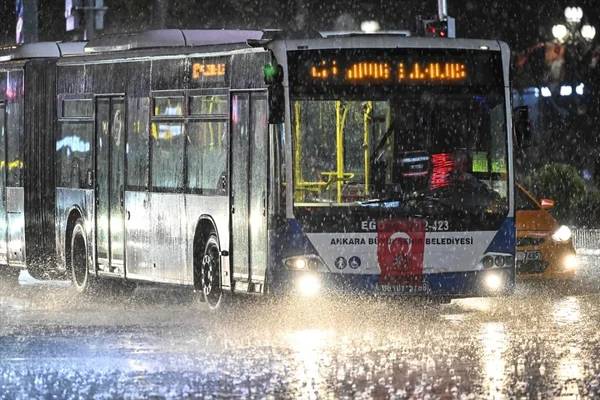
[416,16,455,38]
[424,20,448,38]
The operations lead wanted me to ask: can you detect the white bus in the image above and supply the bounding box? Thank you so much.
[1,30,519,307]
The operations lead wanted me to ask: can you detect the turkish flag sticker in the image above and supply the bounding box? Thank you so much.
[377,218,426,285]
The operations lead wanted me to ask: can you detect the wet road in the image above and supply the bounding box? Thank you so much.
[1,256,599,399]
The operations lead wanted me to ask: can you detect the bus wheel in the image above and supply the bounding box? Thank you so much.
[201,234,223,309]
[71,218,92,293]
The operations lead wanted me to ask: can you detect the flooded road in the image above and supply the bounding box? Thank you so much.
[1,256,600,399]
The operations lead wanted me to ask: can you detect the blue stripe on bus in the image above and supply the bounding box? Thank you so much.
[276,219,319,258]
[484,217,515,254]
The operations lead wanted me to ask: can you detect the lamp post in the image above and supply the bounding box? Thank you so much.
[514,6,599,176]
[552,6,596,44]
[549,6,599,179]
[544,6,598,95]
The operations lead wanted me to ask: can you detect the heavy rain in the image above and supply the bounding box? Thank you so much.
[1,0,600,399]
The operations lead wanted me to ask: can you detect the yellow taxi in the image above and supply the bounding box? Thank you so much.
[515,184,577,278]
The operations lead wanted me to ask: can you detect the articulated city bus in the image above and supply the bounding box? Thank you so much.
[0,30,516,307]
[0,42,85,284]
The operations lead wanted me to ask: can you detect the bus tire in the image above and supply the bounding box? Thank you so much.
[70,218,94,294]
[200,233,224,310]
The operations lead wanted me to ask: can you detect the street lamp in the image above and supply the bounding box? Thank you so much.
[552,24,569,42]
[552,6,596,43]
[581,25,596,41]
[564,6,583,24]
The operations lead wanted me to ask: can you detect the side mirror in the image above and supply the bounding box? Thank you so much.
[514,106,532,149]
[540,198,555,209]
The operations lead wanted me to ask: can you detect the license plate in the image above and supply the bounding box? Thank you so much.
[373,283,431,294]
[517,251,541,262]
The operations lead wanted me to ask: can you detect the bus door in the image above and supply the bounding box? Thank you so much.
[95,96,126,276]
[230,92,269,291]
[0,102,6,266]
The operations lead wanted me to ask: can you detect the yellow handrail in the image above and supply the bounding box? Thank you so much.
[295,171,354,194]
[363,101,373,195]
[208,97,215,148]
[335,101,349,204]
[294,101,304,202]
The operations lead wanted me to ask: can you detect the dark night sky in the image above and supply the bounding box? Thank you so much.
[0,0,598,52]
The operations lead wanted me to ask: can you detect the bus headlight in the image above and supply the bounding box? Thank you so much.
[482,255,494,269]
[481,254,513,269]
[552,225,572,242]
[494,255,506,267]
[286,257,307,270]
[563,253,577,270]
[284,255,323,271]
[296,273,321,297]
[483,271,504,292]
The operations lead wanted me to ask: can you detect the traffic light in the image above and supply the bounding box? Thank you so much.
[263,62,283,85]
[264,61,284,124]
[416,16,456,38]
[425,20,448,37]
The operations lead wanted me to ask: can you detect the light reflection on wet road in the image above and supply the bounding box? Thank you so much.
[1,257,600,399]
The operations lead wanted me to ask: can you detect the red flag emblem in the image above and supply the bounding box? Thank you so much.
[377,219,426,285]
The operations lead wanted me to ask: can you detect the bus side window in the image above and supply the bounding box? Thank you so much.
[127,97,150,190]
[150,121,184,190]
[0,103,4,186]
[57,122,93,189]
[6,86,24,187]
[187,121,228,193]
[150,94,185,191]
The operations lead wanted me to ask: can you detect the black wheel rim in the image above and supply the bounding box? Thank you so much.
[72,234,87,289]
[202,241,221,307]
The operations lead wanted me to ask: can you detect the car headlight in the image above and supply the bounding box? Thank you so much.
[552,225,572,242]
[563,254,577,270]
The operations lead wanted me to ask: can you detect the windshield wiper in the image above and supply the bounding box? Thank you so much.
[358,197,401,207]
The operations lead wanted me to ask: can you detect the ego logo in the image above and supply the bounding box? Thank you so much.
[361,220,377,231]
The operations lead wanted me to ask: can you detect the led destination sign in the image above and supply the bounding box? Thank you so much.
[192,62,226,79]
[310,60,467,82]
[289,49,503,90]
[188,57,229,88]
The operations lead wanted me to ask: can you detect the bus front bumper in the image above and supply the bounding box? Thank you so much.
[272,268,515,299]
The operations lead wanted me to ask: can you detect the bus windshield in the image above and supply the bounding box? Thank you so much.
[288,48,508,217]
